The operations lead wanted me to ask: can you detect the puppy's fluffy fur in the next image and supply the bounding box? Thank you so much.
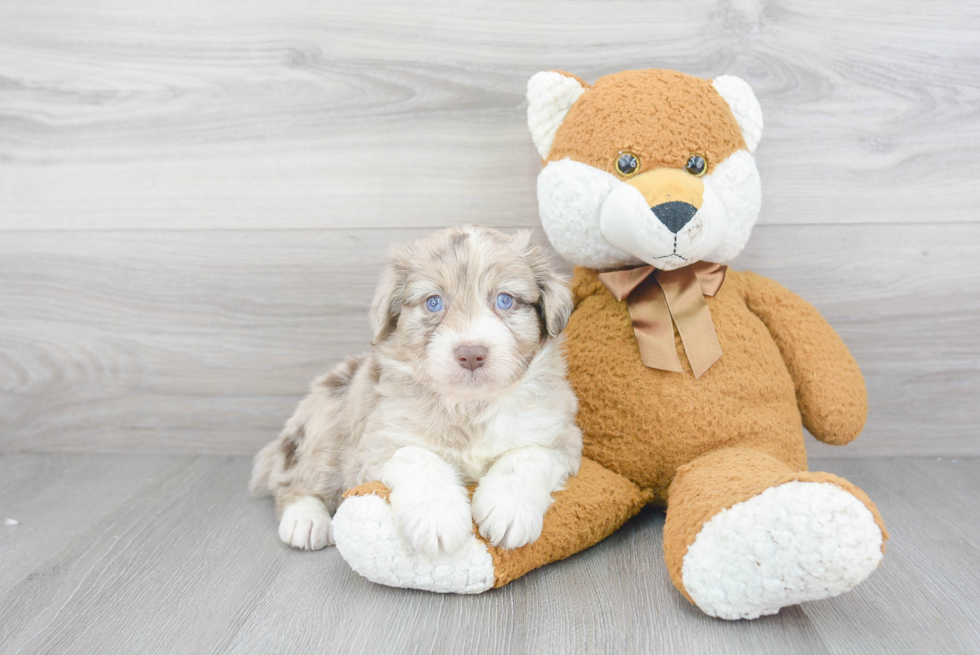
[251,226,582,555]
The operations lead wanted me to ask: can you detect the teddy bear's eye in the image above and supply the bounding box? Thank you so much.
[685,154,707,177]
[615,152,640,177]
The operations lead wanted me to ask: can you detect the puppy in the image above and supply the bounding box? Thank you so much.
[250,226,582,555]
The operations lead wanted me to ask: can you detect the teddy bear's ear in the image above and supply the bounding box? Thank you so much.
[712,75,764,154]
[527,71,588,159]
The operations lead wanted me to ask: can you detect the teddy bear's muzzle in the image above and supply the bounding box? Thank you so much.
[626,167,704,207]
[651,201,699,234]
[624,167,705,234]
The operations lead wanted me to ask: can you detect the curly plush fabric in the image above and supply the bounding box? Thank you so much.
[332,69,887,619]
[676,476,885,619]
[662,447,887,609]
[527,70,589,158]
[334,490,496,594]
[338,459,651,590]
[567,267,824,500]
[547,69,746,175]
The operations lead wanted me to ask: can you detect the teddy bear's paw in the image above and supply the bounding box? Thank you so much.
[681,481,884,620]
[333,492,495,594]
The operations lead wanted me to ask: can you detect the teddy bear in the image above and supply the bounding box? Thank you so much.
[330,68,888,621]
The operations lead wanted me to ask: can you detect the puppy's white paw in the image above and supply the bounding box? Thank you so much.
[279,496,334,550]
[390,484,472,556]
[472,476,551,549]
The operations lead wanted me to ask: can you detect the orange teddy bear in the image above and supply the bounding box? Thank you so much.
[332,69,887,620]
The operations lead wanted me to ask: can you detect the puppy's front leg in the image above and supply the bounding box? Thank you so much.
[278,495,334,550]
[381,446,472,556]
[472,446,575,549]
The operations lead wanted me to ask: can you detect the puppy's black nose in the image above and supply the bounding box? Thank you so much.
[652,201,698,234]
[455,345,488,371]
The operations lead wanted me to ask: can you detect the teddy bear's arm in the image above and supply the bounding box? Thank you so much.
[569,266,607,308]
[740,271,867,445]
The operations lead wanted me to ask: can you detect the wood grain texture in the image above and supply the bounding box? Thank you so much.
[1,0,978,230]
[1,224,978,456]
[1,0,977,457]
[0,453,190,593]
[1,454,978,654]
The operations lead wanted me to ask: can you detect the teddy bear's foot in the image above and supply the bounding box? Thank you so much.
[334,459,651,593]
[681,479,884,620]
[665,448,888,620]
[332,485,495,594]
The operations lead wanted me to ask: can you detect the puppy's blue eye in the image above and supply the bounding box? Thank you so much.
[426,296,444,312]
[495,293,514,310]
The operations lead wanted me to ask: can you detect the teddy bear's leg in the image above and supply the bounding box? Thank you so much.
[332,458,651,593]
[663,447,888,620]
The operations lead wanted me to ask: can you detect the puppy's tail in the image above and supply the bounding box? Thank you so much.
[249,440,280,496]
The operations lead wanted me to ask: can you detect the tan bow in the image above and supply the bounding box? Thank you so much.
[597,262,727,379]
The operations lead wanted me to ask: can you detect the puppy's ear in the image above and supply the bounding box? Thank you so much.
[520,232,573,339]
[369,245,411,345]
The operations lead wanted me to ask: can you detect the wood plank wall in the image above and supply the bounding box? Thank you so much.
[2,0,978,456]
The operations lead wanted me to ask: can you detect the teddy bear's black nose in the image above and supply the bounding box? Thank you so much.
[651,201,698,234]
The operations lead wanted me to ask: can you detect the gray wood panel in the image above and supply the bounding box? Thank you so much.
[1,0,978,230]
[0,453,190,593]
[2,224,978,456]
[1,453,978,654]
[803,457,980,653]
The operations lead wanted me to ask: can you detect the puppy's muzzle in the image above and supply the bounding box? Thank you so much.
[455,345,488,371]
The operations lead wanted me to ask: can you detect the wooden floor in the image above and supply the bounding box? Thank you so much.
[0,454,976,654]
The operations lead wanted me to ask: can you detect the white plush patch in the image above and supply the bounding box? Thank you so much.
[279,496,334,550]
[599,180,730,271]
[712,76,764,154]
[597,182,670,262]
[537,159,641,270]
[527,72,586,159]
[334,494,495,594]
[682,481,884,621]
[537,153,761,270]
[702,150,761,264]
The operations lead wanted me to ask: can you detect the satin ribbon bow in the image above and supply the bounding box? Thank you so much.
[597,262,727,379]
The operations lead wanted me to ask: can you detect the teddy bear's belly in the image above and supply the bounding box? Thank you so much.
[564,286,807,500]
